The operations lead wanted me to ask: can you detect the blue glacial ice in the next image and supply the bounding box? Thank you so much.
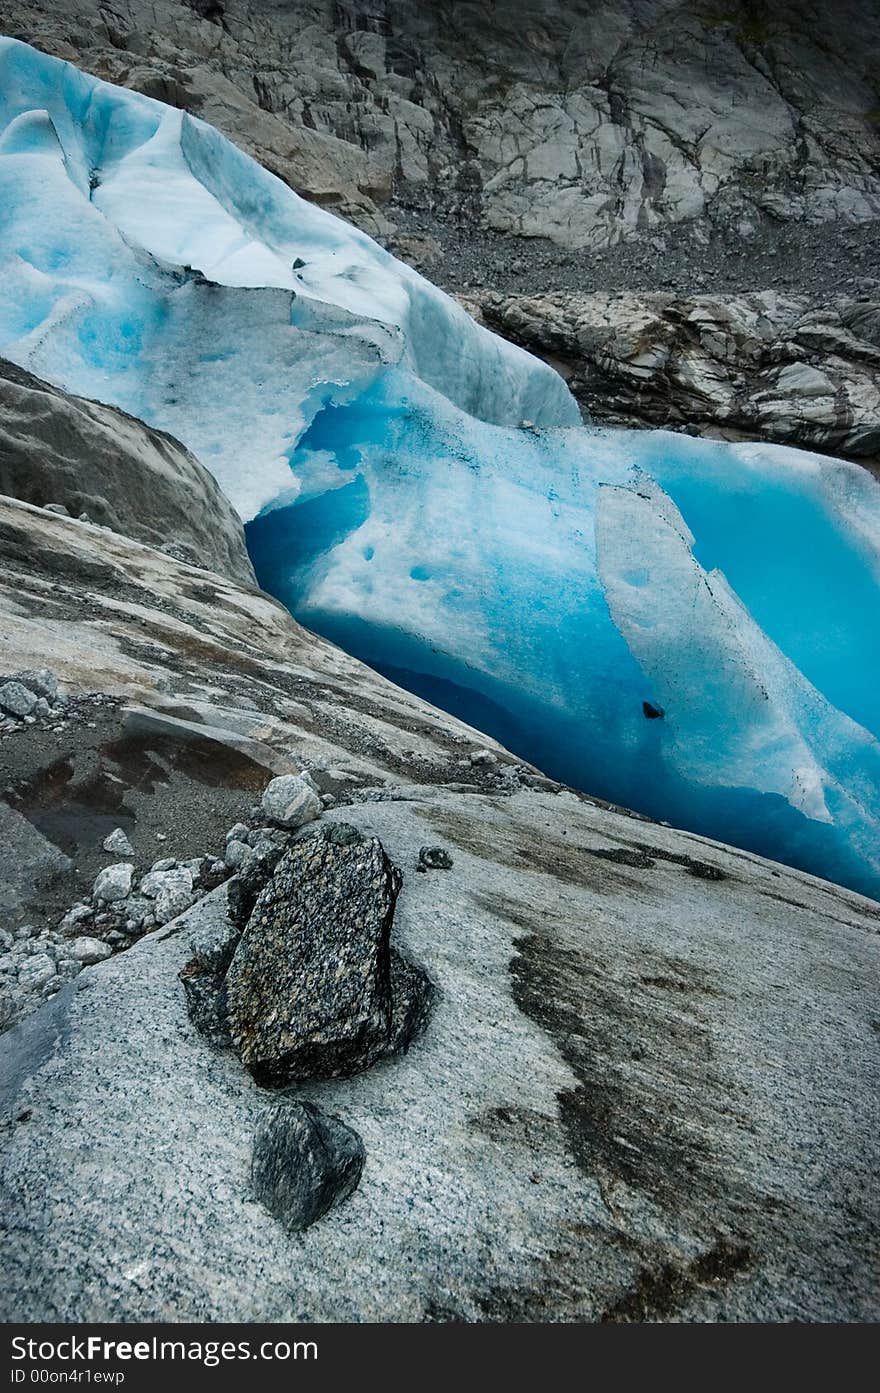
[1,36,879,899]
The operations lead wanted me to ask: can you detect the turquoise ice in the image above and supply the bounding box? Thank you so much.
[1,37,879,898]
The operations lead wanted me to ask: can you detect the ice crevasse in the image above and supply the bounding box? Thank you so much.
[1,36,879,900]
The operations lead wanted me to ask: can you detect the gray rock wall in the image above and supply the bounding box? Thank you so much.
[7,0,880,251]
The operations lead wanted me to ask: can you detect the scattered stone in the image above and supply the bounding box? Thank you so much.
[469,748,497,767]
[0,681,37,718]
[59,904,94,935]
[250,1101,365,1232]
[417,845,454,871]
[11,668,58,701]
[149,858,177,874]
[17,954,56,992]
[42,502,69,516]
[260,774,322,831]
[93,862,134,903]
[118,891,151,924]
[69,937,112,965]
[141,868,195,925]
[323,821,362,847]
[245,825,276,847]
[102,827,134,857]
[199,858,231,893]
[179,856,205,878]
[225,822,249,845]
[223,839,251,871]
[226,831,429,1084]
[160,540,200,568]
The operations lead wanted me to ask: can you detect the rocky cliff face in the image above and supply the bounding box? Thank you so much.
[2,5,879,1323]
[468,290,880,464]
[9,0,880,254]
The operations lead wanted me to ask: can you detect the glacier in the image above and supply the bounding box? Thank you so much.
[1,36,880,899]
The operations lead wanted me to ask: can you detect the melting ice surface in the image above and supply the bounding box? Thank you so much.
[2,39,880,899]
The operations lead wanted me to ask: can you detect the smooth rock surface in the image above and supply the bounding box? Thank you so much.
[1,798,878,1321]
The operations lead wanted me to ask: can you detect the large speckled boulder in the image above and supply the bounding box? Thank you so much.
[226,829,429,1084]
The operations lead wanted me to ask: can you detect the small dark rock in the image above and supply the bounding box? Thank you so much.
[251,1101,365,1232]
[417,845,453,871]
[196,856,232,893]
[323,821,363,846]
[642,701,665,720]
[588,846,656,869]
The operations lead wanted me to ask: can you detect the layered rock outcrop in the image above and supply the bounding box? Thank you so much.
[471,290,880,463]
